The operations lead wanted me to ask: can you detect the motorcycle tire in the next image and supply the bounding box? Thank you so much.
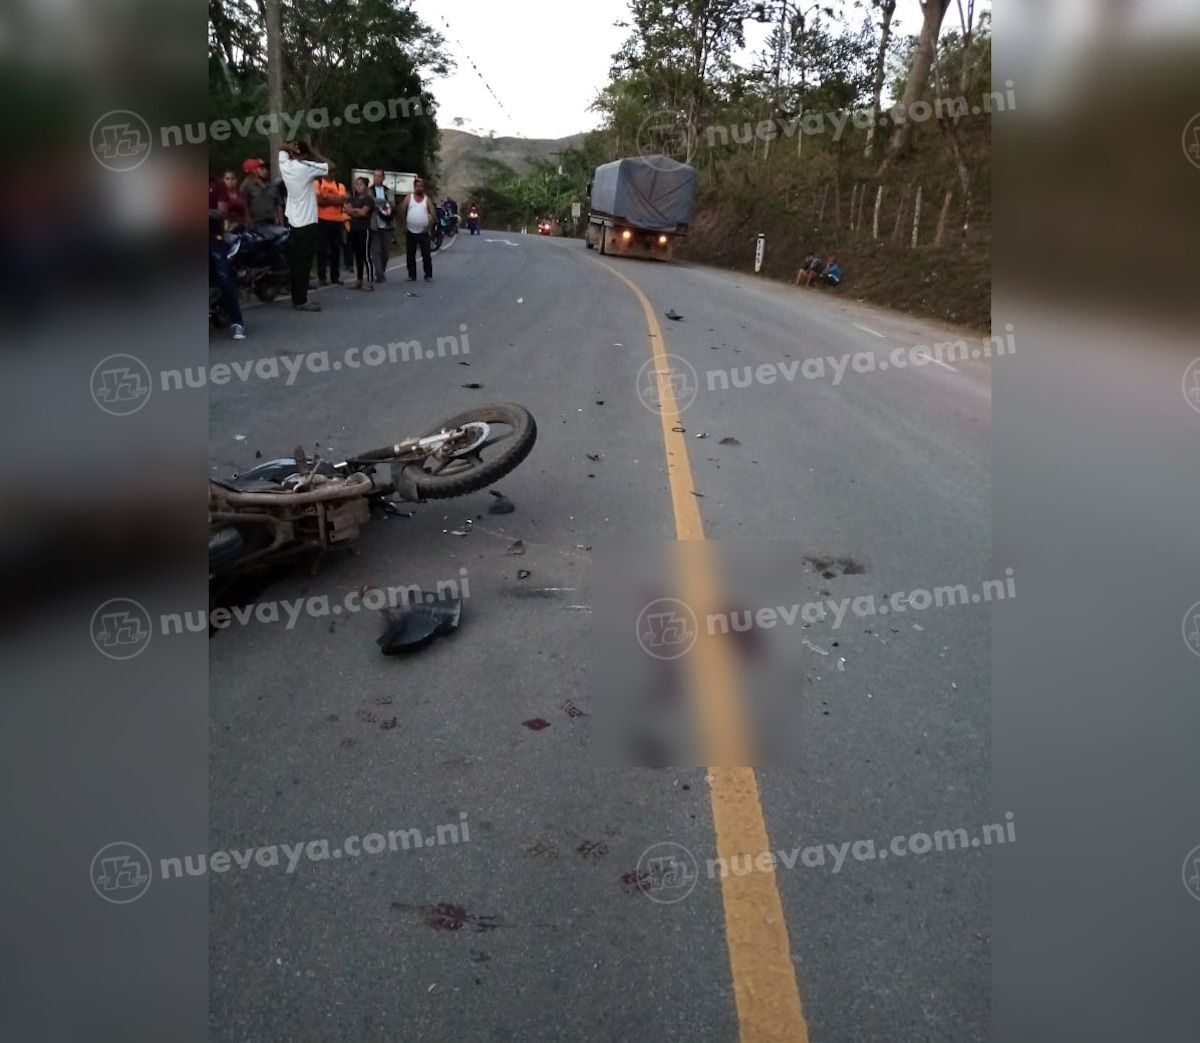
[209,526,244,571]
[254,282,281,302]
[395,404,537,500]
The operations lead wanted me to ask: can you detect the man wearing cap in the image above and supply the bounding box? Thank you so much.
[240,158,281,228]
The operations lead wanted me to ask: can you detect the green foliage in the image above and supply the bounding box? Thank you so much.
[467,148,595,229]
[207,0,444,177]
[587,0,991,324]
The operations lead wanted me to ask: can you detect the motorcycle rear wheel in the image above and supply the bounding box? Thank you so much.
[254,282,281,302]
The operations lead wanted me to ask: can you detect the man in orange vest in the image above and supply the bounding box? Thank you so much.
[314,162,349,285]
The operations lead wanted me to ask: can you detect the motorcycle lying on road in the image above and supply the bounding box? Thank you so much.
[209,224,291,328]
[209,404,537,577]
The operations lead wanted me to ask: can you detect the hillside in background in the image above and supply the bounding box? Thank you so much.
[435,128,586,201]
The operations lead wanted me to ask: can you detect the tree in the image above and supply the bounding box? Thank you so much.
[932,1,988,248]
[863,0,896,158]
[877,0,951,173]
[602,0,750,164]
[207,0,445,176]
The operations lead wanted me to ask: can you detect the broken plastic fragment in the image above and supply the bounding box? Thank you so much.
[376,599,462,655]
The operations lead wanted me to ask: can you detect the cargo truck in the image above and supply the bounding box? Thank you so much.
[584,155,696,260]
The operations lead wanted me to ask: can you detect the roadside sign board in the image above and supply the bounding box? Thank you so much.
[754,233,766,273]
[571,202,582,218]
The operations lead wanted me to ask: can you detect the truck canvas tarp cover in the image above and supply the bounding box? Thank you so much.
[590,156,696,231]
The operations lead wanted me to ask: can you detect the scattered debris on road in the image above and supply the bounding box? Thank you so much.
[665,309,683,321]
[522,718,551,731]
[517,569,531,580]
[488,491,515,514]
[507,539,525,555]
[719,436,741,446]
[376,599,462,655]
[461,382,483,389]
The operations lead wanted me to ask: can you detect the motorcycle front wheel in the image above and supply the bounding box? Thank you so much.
[353,404,537,500]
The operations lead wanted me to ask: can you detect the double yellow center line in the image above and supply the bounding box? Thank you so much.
[593,258,810,1043]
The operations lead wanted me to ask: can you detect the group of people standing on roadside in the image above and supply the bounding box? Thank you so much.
[211,141,478,338]
[277,141,450,312]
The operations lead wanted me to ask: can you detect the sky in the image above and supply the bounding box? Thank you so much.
[411,0,937,140]
[411,0,1198,140]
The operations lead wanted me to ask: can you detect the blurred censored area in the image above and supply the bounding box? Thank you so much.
[0,0,206,617]
[593,541,997,769]
[997,0,1200,324]
[0,2,208,1043]
[994,4,1200,1043]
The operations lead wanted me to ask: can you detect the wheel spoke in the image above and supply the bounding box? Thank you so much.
[429,455,459,475]
[476,428,514,452]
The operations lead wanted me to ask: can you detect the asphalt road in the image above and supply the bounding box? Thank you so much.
[208,229,995,1042]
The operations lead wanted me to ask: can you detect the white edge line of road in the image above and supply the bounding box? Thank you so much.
[852,322,886,339]
[911,351,958,372]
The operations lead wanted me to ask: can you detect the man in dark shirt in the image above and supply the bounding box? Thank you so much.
[239,158,280,227]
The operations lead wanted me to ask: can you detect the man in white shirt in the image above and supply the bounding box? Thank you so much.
[278,140,330,310]
[399,176,438,282]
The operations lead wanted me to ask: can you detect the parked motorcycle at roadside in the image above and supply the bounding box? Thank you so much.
[430,208,447,252]
[209,404,537,578]
[229,223,291,302]
[209,224,291,328]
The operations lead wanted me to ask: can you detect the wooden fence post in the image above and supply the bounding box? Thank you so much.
[856,186,867,233]
[849,184,859,231]
[892,184,910,242]
[817,183,829,223]
[911,185,923,248]
[873,185,884,240]
[934,189,953,247]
